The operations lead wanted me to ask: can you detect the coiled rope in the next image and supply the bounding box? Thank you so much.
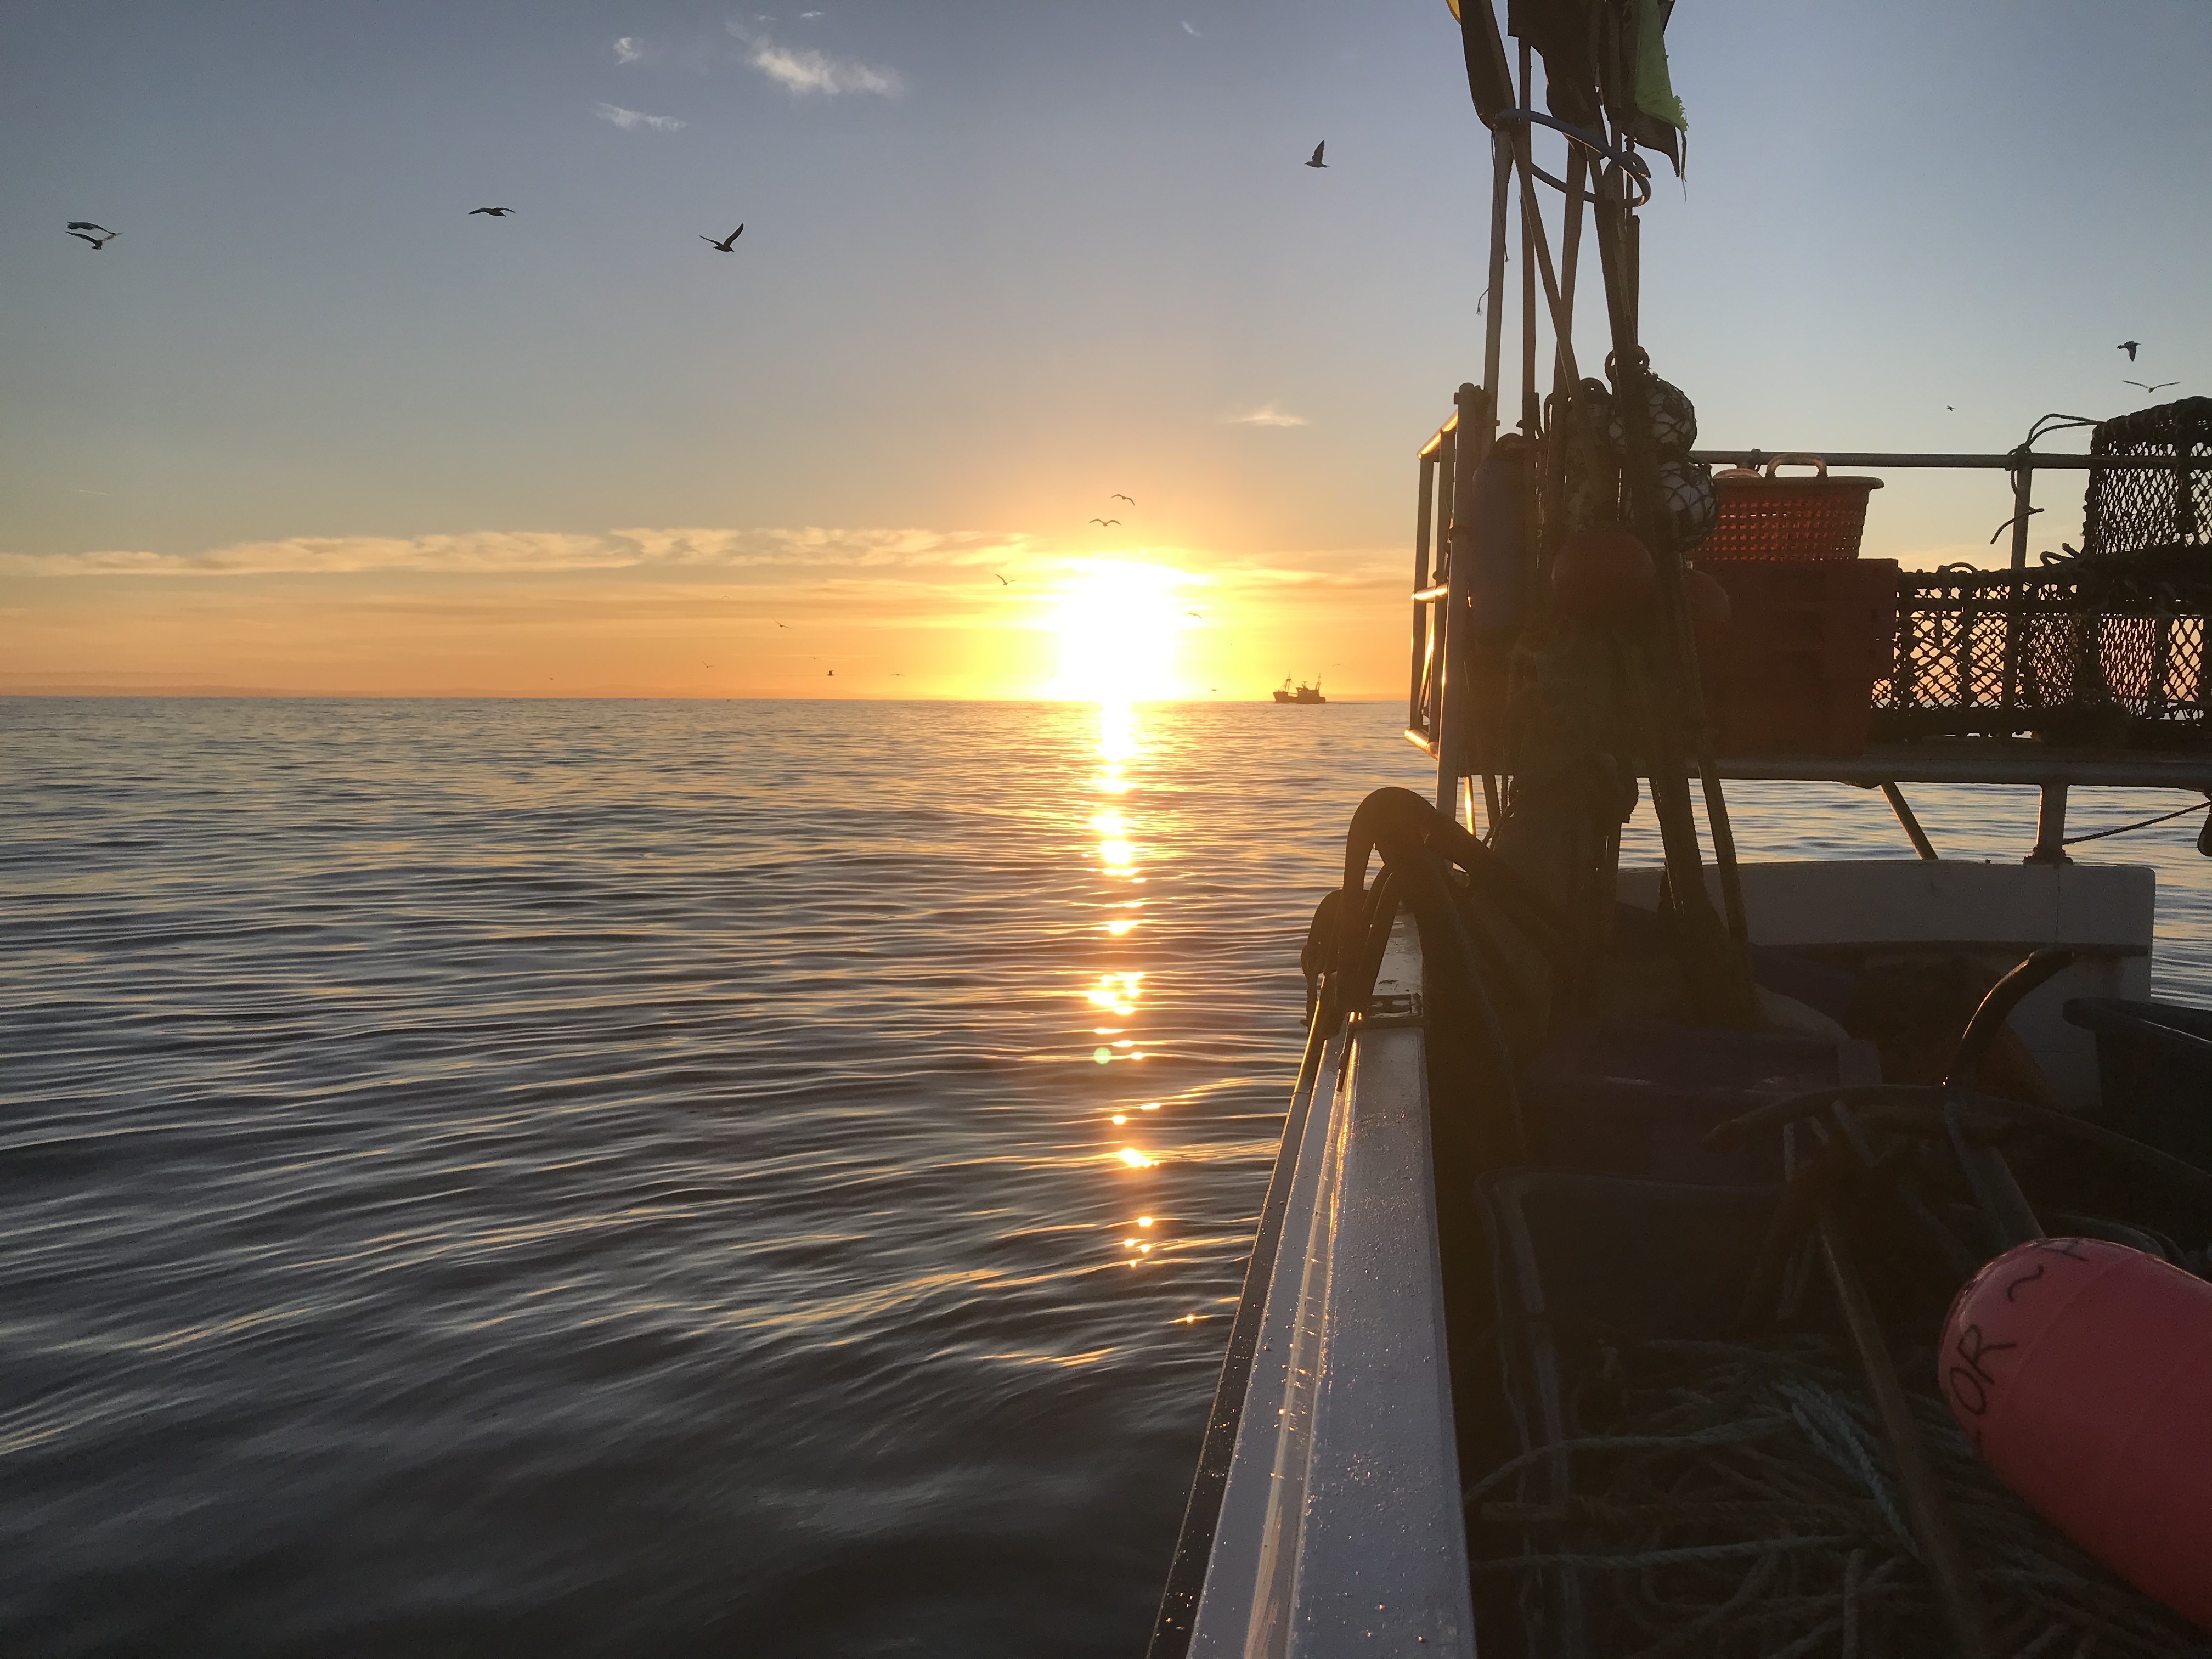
[1464,1331,2210,1659]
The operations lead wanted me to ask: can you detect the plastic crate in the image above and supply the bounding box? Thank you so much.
[1523,1021,1841,1184]
[1703,456,1883,561]
[2063,998,2212,1170]
[1701,558,1899,755]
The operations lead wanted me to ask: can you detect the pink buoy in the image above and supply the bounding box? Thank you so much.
[1940,1237,2212,1628]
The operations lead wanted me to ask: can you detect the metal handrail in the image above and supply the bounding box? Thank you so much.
[1690,449,2193,471]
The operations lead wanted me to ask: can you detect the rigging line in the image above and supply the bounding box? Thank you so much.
[1554,146,1587,396]
[1518,42,1539,435]
[1477,132,1512,465]
[2007,415,2106,494]
[1511,120,1579,387]
[2062,797,2212,845]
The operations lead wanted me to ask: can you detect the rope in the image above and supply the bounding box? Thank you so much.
[2062,797,2211,845]
[1470,1534,1852,1572]
[1460,1418,1793,1505]
[1463,1330,2212,1658]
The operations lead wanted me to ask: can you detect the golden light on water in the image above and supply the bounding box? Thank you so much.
[1046,561,1194,701]
[1087,972,1141,1017]
[1085,703,1161,1207]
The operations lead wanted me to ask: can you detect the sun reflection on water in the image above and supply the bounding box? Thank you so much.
[1076,703,1189,1288]
[1082,702,1170,1272]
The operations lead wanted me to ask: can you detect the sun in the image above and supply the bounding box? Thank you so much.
[1045,560,1192,701]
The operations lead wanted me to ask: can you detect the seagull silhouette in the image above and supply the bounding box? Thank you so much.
[826,668,834,676]
[774,619,788,629]
[993,573,1010,585]
[1306,142,1327,168]
[2119,341,2141,360]
[469,207,515,217]
[1090,517,1120,526]
[2125,380,2179,395]
[1184,611,1203,618]
[703,225,744,252]
[65,225,119,249]
[1111,494,1135,504]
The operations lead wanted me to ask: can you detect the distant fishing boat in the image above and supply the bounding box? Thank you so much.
[1148,3,2212,1653]
[1272,678,1325,704]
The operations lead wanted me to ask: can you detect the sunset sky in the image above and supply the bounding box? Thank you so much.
[4,0,2208,699]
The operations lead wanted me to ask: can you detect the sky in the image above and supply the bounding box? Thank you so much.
[3,0,2208,699]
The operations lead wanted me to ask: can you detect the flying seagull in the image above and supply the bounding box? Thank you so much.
[993,573,1010,585]
[703,225,744,252]
[1305,142,1327,168]
[826,668,834,676]
[2119,341,2140,361]
[65,224,119,249]
[2125,380,2179,395]
[1090,517,1120,526]
[469,207,515,217]
[774,619,788,628]
[1111,493,1135,504]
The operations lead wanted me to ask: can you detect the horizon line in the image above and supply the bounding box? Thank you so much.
[1,690,1386,704]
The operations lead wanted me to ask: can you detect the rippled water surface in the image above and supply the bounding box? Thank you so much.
[5,697,2210,1657]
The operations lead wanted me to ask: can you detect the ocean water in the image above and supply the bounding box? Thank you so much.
[4,696,2210,1657]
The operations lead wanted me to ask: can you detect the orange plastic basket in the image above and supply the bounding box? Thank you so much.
[1702,455,1883,561]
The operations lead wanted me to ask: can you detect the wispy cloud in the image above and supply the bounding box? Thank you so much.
[612,36,645,63]
[594,101,683,131]
[729,22,898,95]
[1226,403,1307,428]
[0,527,1043,579]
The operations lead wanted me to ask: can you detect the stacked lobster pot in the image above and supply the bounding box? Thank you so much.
[1876,397,2212,746]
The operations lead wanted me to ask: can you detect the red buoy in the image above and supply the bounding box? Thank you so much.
[1549,526,1656,623]
[1940,1237,2212,1628]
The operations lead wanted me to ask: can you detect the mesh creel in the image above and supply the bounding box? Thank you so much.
[2082,396,2212,559]
[1875,563,2212,745]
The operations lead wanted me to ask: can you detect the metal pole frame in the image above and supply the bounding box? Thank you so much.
[1410,453,1438,735]
[1435,385,1491,817]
